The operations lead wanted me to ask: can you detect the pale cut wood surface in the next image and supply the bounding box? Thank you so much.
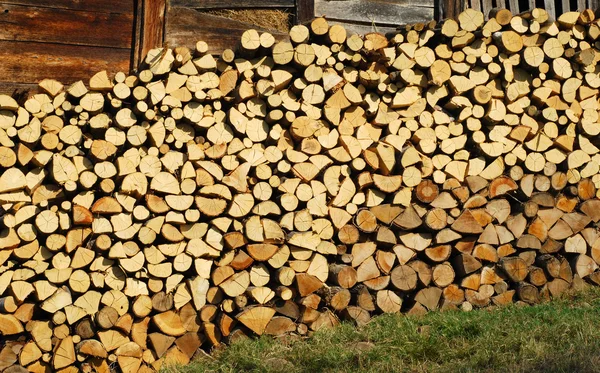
[1,6,600,371]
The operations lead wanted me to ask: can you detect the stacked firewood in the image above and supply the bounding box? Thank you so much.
[2,7,600,372]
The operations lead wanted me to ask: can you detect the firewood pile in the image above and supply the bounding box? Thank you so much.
[2,6,600,372]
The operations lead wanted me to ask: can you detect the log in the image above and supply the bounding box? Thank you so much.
[2,8,600,365]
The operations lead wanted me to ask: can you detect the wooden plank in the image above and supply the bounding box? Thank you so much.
[578,0,585,11]
[1,0,132,14]
[495,0,507,9]
[314,0,434,27]
[166,8,288,54]
[0,41,131,85]
[132,0,144,70]
[544,0,556,19]
[561,0,571,12]
[139,0,166,65]
[589,0,599,11]
[528,0,535,11]
[327,19,399,35]
[482,0,493,18]
[297,0,315,24]
[470,0,481,12]
[442,0,465,19]
[170,0,294,8]
[508,0,519,14]
[0,4,132,48]
[0,82,37,96]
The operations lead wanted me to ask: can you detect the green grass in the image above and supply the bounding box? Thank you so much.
[170,287,600,373]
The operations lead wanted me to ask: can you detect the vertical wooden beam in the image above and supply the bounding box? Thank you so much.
[296,0,314,24]
[132,0,166,71]
[442,0,465,19]
[482,0,493,18]
[495,0,507,10]
[544,0,556,19]
[132,0,144,70]
[141,0,167,59]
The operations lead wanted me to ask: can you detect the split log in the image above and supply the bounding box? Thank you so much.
[1,8,600,367]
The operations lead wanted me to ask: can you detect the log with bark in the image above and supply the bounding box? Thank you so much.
[2,7,600,372]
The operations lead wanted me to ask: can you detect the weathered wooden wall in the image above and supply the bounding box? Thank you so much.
[165,0,292,55]
[4,0,595,95]
[465,0,599,20]
[165,0,437,54]
[133,0,167,70]
[0,0,135,94]
[312,0,436,34]
[0,0,299,93]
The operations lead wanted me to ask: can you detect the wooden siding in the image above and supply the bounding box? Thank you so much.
[0,41,131,83]
[314,0,435,28]
[1,0,133,13]
[442,0,466,19]
[166,0,435,55]
[2,0,440,94]
[165,7,289,54]
[166,0,292,54]
[0,4,132,48]
[0,0,135,93]
[170,0,295,8]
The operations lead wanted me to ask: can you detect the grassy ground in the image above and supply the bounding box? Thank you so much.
[169,287,600,373]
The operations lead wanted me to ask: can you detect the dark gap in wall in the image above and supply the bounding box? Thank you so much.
[535,0,544,9]
[517,0,529,13]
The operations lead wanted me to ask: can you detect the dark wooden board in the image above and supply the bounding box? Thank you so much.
[297,0,315,23]
[166,8,288,54]
[442,0,465,19]
[137,0,166,67]
[170,0,294,9]
[0,82,37,96]
[0,4,132,48]
[1,0,132,14]
[328,19,399,35]
[314,0,434,27]
[0,41,131,85]
[318,0,435,10]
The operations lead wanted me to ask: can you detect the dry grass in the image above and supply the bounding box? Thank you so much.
[206,9,291,33]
